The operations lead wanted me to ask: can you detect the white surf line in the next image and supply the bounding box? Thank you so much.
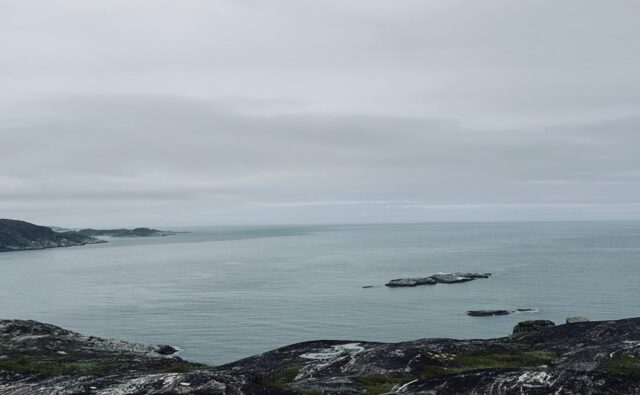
[395,379,418,392]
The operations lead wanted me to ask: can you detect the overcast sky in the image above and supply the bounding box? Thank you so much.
[1,1,639,227]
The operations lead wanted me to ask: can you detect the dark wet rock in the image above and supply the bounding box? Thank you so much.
[467,309,512,316]
[153,344,179,355]
[362,285,374,289]
[385,277,436,287]
[566,316,589,323]
[516,308,538,312]
[454,272,492,279]
[0,219,105,252]
[2,317,640,394]
[512,320,556,335]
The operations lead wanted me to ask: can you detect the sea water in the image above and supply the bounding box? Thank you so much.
[0,221,638,364]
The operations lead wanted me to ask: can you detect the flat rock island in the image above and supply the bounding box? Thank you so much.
[385,272,492,287]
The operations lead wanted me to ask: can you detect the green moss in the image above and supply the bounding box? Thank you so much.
[152,361,209,373]
[421,365,460,379]
[453,350,555,370]
[268,367,300,385]
[0,358,114,376]
[357,374,407,394]
[601,353,640,376]
[260,366,302,393]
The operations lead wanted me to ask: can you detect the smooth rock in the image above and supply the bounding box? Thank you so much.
[512,320,555,335]
[566,316,589,324]
[467,310,511,317]
[361,285,374,289]
[431,273,474,284]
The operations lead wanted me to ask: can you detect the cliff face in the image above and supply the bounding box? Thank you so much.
[0,219,104,252]
[0,317,639,394]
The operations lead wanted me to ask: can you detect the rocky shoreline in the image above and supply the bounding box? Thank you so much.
[0,219,179,253]
[0,219,105,252]
[1,317,639,394]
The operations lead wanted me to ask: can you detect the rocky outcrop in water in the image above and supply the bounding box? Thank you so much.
[0,219,105,252]
[1,317,639,394]
[386,272,491,287]
[467,309,511,316]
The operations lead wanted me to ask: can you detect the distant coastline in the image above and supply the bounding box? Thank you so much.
[0,219,178,252]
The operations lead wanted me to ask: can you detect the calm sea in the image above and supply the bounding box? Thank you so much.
[1,222,638,364]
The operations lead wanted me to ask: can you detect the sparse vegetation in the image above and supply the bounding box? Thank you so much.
[601,353,640,376]
[357,373,407,394]
[453,350,555,370]
[0,358,113,376]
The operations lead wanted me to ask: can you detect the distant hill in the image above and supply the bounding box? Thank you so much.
[0,219,105,252]
[76,227,177,238]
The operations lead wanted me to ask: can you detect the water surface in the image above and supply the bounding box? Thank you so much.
[1,222,638,364]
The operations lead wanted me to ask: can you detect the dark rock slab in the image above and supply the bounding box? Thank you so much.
[512,320,556,335]
[454,272,492,279]
[153,345,179,355]
[467,309,512,316]
[385,277,436,287]
[566,316,589,324]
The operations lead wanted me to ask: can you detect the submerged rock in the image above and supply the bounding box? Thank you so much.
[467,309,512,316]
[512,320,556,335]
[566,316,589,324]
[3,317,640,394]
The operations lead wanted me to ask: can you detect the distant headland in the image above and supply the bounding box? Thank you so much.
[0,219,178,252]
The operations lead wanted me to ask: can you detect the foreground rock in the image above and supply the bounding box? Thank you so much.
[385,272,491,287]
[1,317,640,394]
[0,219,105,252]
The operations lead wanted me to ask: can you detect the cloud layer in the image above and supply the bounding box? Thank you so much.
[1,1,639,226]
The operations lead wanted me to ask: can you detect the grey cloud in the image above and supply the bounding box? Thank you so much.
[1,1,639,226]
